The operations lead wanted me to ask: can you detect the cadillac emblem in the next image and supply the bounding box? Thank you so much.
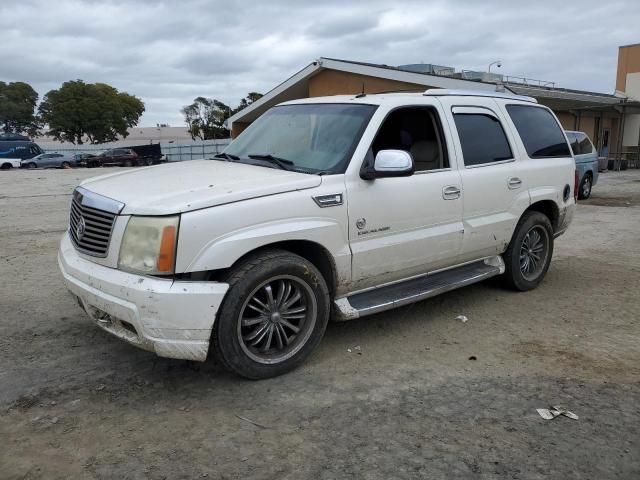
[76,216,86,240]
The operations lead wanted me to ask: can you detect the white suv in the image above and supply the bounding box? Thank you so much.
[59,89,576,378]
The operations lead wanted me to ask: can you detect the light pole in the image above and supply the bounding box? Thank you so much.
[488,60,502,73]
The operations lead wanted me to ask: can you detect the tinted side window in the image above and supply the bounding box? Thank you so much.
[576,133,594,155]
[453,114,513,166]
[565,132,579,155]
[507,105,571,158]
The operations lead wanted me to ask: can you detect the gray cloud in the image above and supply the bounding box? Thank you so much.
[1,0,638,126]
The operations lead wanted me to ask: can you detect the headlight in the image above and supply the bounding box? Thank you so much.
[118,216,179,275]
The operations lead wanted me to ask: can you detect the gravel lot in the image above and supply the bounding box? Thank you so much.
[1,167,639,479]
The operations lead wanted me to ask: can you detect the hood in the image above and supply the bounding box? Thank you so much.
[80,160,322,215]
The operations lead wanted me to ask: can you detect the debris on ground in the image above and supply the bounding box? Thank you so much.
[347,345,362,355]
[537,406,579,420]
[455,315,469,323]
[235,414,268,429]
[468,356,477,361]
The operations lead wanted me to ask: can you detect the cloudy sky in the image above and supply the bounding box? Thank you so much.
[1,0,639,127]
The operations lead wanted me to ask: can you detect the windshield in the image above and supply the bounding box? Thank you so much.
[223,103,377,174]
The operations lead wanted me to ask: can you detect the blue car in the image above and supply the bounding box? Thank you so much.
[566,130,599,199]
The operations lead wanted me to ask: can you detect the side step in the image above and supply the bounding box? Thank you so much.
[334,257,504,320]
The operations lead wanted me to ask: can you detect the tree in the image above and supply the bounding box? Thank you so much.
[181,92,263,140]
[0,81,40,136]
[232,92,263,116]
[38,80,145,144]
[181,97,231,140]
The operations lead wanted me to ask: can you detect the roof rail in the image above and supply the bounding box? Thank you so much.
[423,89,538,103]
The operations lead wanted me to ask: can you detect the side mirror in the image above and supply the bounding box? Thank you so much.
[373,149,414,177]
[360,149,415,180]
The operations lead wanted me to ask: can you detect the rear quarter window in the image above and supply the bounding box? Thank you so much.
[576,133,595,155]
[506,105,571,158]
[565,132,579,156]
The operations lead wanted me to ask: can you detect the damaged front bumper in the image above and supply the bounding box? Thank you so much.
[58,233,229,361]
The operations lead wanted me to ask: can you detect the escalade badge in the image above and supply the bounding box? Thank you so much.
[76,217,86,239]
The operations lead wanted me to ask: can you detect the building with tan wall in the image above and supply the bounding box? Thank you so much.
[228,56,640,166]
[616,43,640,150]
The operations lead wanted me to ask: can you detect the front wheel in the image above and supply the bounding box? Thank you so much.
[211,249,330,379]
[503,211,554,291]
[578,173,592,200]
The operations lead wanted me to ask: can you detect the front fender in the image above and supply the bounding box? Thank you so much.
[186,217,348,271]
[175,189,352,289]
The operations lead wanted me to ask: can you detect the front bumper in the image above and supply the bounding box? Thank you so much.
[58,233,229,361]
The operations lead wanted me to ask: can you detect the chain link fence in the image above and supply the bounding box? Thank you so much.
[43,139,232,162]
[162,140,231,162]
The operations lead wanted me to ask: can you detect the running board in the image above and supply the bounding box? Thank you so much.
[334,257,504,320]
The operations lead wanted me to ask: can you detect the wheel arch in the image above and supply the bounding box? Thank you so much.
[203,240,338,297]
[524,200,560,232]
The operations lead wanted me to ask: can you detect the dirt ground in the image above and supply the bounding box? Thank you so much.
[1,167,639,480]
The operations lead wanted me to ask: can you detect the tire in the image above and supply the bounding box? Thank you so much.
[211,249,330,379]
[1,163,12,170]
[61,161,71,169]
[26,162,37,169]
[578,173,592,200]
[503,211,554,291]
[123,159,132,167]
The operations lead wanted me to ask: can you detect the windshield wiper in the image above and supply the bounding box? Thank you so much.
[247,153,295,171]
[213,152,240,161]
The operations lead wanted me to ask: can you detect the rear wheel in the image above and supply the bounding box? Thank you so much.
[211,249,330,379]
[1,163,12,170]
[503,211,554,291]
[61,161,71,169]
[26,162,37,169]
[578,173,592,200]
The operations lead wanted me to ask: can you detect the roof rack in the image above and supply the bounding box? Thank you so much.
[423,89,537,103]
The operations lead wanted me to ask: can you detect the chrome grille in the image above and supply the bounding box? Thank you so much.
[69,188,123,257]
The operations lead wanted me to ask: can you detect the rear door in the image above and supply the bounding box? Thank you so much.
[438,97,531,262]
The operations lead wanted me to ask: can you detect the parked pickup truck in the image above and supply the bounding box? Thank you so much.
[59,89,576,379]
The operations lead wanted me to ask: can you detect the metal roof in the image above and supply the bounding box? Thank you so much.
[227,57,505,128]
[227,57,625,129]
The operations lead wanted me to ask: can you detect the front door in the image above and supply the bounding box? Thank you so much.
[346,105,464,290]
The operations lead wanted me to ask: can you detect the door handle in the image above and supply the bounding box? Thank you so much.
[442,185,461,200]
[508,177,522,189]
